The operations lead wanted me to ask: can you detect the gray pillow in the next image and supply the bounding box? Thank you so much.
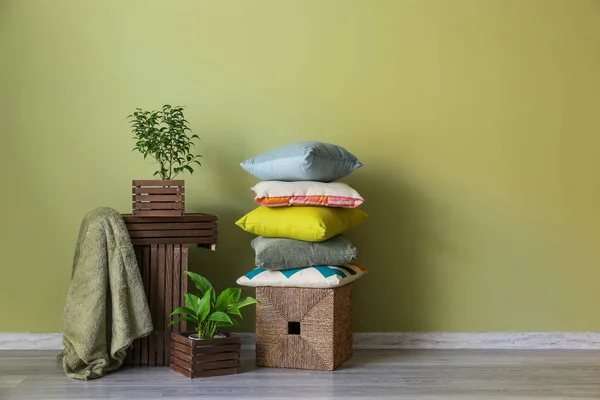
[251,235,358,270]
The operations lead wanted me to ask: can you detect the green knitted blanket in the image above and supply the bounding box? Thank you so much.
[59,207,153,380]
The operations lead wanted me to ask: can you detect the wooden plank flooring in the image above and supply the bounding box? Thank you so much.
[1,349,600,399]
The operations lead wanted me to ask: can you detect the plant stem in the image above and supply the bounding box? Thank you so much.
[169,136,173,180]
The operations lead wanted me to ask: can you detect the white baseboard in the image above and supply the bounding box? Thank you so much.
[0,333,63,350]
[2,332,600,350]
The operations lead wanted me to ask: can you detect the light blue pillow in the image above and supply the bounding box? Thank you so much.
[240,141,362,182]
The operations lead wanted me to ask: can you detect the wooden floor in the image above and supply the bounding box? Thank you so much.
[1,349,600,399]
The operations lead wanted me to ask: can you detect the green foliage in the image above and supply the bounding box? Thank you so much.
[169,272,260,339]
[127,105,201,180]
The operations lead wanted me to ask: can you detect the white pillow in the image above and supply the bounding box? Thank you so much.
[236,263,366,289]
[252,181,364,208]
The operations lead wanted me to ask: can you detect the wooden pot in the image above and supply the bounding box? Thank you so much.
[132,180,185,216]
[170,332,241,378]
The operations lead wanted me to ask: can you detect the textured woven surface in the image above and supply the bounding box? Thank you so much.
[255,284,353,370]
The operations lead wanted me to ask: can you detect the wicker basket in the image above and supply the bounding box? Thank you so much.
[255,284,353,371]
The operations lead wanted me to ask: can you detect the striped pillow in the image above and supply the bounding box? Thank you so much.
[236,263,366,288]
[252,181,364,208]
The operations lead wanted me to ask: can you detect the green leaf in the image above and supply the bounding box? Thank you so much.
[215,288,241,312]
[170,306,196,316]
[197,289,212,322]
[225,306,242,318]
[209,311,233,326]
[183,165,194,173]
[185,293,201,313]
[186,271,215,301]
[234,297,260,309]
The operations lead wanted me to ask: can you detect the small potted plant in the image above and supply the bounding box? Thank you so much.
[169,271,259,378]
[127,105,201,216]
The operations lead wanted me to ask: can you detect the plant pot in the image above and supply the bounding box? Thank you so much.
[188,333,226,340]
[132,180,185,216]
[170,332,240,378]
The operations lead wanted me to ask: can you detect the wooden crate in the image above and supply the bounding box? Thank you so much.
[132,180,185,216]
[122,213,219,366]
[255,284,353,371]
[170,332,240,378]
[123,213,218,249]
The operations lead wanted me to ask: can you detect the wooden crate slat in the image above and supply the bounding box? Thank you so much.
[170,332,193,347]
[194,359,239,371]
[173,245,182,332]
[169,356,239,373]
[170,356,193,371]
[141,246,150,366]
[126,345,134,366]
[148,245,158,366]
[133,195,185,202]
[193,344,242,355]
[170,363,239,378]
[181,246,188,332]
[126,222,216,231]
[133,202,184,210]
[170,364,193,378]
[192,351,240,363]
[130,237,217,246]
[165,244,174,360]
[123,214,217,223]
[130,247,142,365]
[156,245,166,366]
[170,332,241,348]
[133,180,184,186]
[171,348,193,363]
[133,187,184,195]
[133,210,184,217]
[171,340,192,355]
[192,367,239,378]
[129,230,217,238]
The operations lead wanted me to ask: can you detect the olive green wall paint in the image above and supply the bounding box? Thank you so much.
[1,0,599,333]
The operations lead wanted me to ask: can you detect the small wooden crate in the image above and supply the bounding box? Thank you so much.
[255,284,353,371]
[132,180,185,216]
[170,332,240,378]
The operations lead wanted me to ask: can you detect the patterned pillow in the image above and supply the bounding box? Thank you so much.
[236,263,366,288]
[240,141,362,182]
[252,181,364,208]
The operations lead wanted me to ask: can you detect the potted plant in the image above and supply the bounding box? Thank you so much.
[127,105,201,216]
[169,271,259,378]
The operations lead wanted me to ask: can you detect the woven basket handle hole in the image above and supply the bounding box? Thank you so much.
[288,321,301,335]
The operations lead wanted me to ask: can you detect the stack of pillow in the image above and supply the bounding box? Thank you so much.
[235,141,367,289]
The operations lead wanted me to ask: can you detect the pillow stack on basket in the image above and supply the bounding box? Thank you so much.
[235,141,367,289]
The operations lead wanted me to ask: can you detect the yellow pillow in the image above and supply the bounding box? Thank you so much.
[235,206,368,242]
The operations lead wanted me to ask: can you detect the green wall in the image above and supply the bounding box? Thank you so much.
[1,0,599,333]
